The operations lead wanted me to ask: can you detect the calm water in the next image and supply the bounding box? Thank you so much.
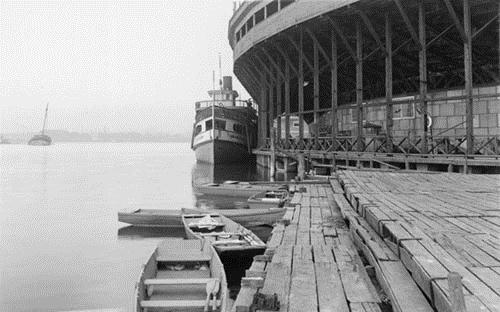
[0,142,265,312]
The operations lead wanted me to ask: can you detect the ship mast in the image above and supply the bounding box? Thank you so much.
[41,103,49,135]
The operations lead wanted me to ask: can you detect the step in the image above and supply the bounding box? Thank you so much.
[144,278,215,285]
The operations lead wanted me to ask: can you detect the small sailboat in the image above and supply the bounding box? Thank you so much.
[182,213,266,256]
[135,239,229,312]
[247,190,288,209]
[28,103,52,146]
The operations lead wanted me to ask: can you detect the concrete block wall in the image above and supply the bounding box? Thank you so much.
[319,84,500,138]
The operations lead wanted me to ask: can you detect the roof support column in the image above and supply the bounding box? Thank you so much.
[269,75,275,141]
[331,30,338,149]
[276,66,282,142]
[298,28,305,142]
[260,73,268,147]
[419,0,428,154]
[385,13,393,152]
[313,35,320,147]
[356,20,364,152]
[464,0,474,155]
[285,61,291,149]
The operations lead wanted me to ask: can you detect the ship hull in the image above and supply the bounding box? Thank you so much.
[28,134,52,146]
[194,140,252,164]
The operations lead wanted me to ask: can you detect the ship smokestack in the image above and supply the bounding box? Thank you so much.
[222,76,232,91]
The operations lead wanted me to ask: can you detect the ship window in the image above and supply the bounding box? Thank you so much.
[206,120,213,130]
[293,122,300,127]
[215,119,226,130]
[240,25,246,37]
[195,125,202,135]
[255,8,265,24]
[233,123,244,134]
[266,1,278,17]
[280,0,294,9]
[246,17,254,31]
[236,32,240,42]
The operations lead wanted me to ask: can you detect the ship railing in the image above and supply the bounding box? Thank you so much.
[195,100,258,111]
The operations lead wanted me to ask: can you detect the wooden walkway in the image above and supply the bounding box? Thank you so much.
[338,171,500,312]
[232,181,433,312]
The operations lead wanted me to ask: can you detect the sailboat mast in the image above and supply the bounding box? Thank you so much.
[41,103,49,135]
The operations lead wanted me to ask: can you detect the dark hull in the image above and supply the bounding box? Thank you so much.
[194,140,252,164]
[28,134,52,146]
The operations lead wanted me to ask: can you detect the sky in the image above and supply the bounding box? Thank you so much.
[0,0,248,135]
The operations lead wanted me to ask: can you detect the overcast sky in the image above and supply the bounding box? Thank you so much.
[0,0,247,134]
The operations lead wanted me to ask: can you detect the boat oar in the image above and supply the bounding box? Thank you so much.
[204,278,220,312]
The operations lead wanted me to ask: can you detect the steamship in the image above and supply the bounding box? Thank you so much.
[191,76,257,164]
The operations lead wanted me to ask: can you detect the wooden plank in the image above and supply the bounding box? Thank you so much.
[468,267,500,294]
[315,261,349,312]
[232,286,257,312]
[260,262,291,312]
[289,255,317,312]
[350,302,382,312]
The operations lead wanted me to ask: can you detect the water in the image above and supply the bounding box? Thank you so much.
[0,142,267,312]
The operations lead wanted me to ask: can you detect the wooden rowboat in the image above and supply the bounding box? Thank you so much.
[182,214,266,255]
[247,190,288,209]
[135,238,229,312]
[118,207,285,228]
[193,180,288,197]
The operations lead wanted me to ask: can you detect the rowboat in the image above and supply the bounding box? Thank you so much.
[182,214,266,255]
[118,207,285,228]
[193,180,288,197]
[135,238,229,312]
[247,190,288,209]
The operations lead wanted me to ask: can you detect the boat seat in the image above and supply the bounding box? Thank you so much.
[211,239,247,246]
[144,278,215,285]
[140,299,220,311]
[145,278,218,297]
[156,254,211,262]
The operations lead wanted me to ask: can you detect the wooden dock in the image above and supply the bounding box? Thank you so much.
[232,172,499,312]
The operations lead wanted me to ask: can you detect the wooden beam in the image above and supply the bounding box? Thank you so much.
[285,61,291,147]
[298,28,305,140]
[313,36,320,143]
[463,0,473,154]
[269,73,275,138]
[356,8,386,53]
[426,24,455,48]
[326,16,357,60]
[260,73,267,146]
[419,0,428,154]
[356,20,364,152]
[286,32,314,72]
[442,0,467,42]
[393,0,421,49]
[272,43,299,75]
[252,54,277,84]
[261,47,286,81]
[276,66,282,140]
[331,30,338,147]
[305,28,332,67]
[472,13,499,40]
[385,13,393,151]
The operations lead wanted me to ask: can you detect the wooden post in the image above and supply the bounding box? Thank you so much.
[270,127,276,181]
[269,79,275,140]
[356,20,364,152]
[313,37,320,146]
[419,0,428,154]
[261,73,269,145]
[385,13,394,152]
[448,272,467,312]
[285,62,291,149]
[298,29,305,142]
[331,30,338,150]
[277,67,282,142]
[464,0,474,154]
[297,153,305,180]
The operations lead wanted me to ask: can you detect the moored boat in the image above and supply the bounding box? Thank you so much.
[135,238,229,312]
[193,180,288,197]
[118,207,285,228]
[28,103,52,146]
[247,190,288,209]
[191,76,257,164]
[182,214,266,255]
